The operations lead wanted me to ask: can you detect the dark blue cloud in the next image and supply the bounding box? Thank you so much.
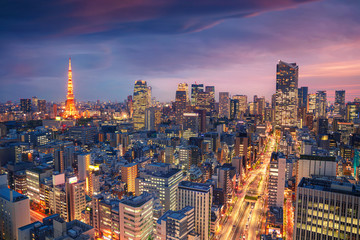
[1,0,319,38]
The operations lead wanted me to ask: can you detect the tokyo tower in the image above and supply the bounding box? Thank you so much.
[63,58,79,119]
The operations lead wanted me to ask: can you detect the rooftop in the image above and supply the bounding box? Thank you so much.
[299,176,360,197]
[300,155,336,162]
[120,191,152,208]
[0,187,28,202]
[178,181,211,193]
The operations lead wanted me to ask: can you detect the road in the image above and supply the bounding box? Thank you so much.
[30,209,47,223]
[216,135,275,240]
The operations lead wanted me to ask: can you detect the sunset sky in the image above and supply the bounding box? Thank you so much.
[1,0,359,102]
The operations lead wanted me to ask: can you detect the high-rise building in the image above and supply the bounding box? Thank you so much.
[268,152,286,207]
[145,107,159,131]
[205,86,215,112]
[63,58,79,119]
[275,61,299,126]
[178,181,212,240]
[135,163,186,211]
[191,84,204,106]
[26,166,53,203]
[346,102,360,122]
[78,153,91,181]
[233,95,247,118]
[219,92,230,119]
[0,188,30,240]
[133,80,149,130]
[334,90,346,116]
[296,155,337,190]
[50,176,86,222]
[294,176,360,239]
[315,90,327,119]
[20,99,32,113]
[119,192,154,240]
[121,163,138,193]
[92,194,121,239]
[298,87,308,109]
[217,164,236,204]
[230,99,239,120]
[37,99,46,113]
[183,113,199,138]
[156,206,195,240]
[307,93,316,114]
[175,83,188,125]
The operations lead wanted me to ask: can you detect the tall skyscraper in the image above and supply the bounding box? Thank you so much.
[307,93,316,114]
[63,58,79,119]
[335,90,346,116]
[20,99,31,113]
[275,60,299,126]
[298,86,308,108]
[174,83,188,125]
[191,83,204,106]
[0,188,30,240]
[178,181,212,240]
[233,95,248,118]
[133,80,149,130]
[205,86,215,112]
[230,98,239,119]
[294,176,360,239]
[315,90,327,119]
[219,92,230,119]
[37,99,46,113]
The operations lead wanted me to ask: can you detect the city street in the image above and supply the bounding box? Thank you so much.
[216,135,275,240]
[30,209,47,223]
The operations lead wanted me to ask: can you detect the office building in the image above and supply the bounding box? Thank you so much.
[298,87,308,109]
[119,192,154,240]
[26,166,53,203]
[275,61,299,126]
[133,80,150,130]
[178,181,212,240]
[175,83,189,125]
[219,92,230,119]
[268,152,286,207]
[230,99,239,120]
[294,177,360,239]
[92,195,121,239]
[346,102,360,122]
[121,162,138,193]
[334,90,346,116]
[232,95,247,118]
[156,206,195,240]
[191,84,204,106]
[68,126,97,145]
[145,107,156,131]
[296,155,337,189]
[50,176,86,222]
[307,93,316,114]
[0,188,30,240]
[78,153,91,181]
[18,214,94,240]
[136,163,186,211]
[20,98,32,113]
[315,90,327,119]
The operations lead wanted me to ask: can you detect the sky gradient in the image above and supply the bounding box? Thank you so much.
[1,0,360,103]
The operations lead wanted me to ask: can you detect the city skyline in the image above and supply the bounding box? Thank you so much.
[1,0,360,102]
